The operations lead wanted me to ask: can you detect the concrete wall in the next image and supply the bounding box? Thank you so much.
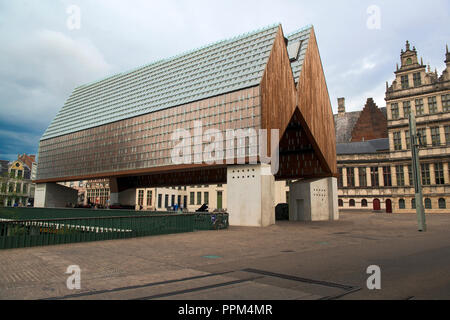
[289,177,338,221]
[119,189,136,206]
[34,183,78,208]
[227,164,275,227]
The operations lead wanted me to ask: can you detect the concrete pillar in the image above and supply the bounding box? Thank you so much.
[109,177,136,207]
[34,183,78,208]
[289,177,339,222]
[226,164,275,227]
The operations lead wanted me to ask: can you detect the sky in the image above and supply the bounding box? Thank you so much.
[0,0,449,161]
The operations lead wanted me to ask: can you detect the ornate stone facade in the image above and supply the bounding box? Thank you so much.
[337,41,450,213]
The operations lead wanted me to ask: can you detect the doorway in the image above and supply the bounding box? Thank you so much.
[373,199,381,211]
[217,191,223,209]
[385,199,392,213]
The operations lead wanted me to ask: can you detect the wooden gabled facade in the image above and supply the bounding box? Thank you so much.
[261,25,337,179]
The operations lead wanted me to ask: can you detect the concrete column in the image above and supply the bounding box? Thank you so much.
[34,183,78,208]
[226,164,275,227]
[109,177,120,206]
[289,177,339,222]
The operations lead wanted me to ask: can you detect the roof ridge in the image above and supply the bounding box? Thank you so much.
[75,23,281,91]
[286,24,313,37]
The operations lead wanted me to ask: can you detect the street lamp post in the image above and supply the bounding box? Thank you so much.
[409,112,426,232]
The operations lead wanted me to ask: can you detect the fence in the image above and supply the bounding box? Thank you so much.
[0,211,228,250]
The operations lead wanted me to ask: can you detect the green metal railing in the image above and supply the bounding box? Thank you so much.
[0,212,228,250]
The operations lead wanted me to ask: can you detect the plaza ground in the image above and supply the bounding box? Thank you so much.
[1,212,450,300]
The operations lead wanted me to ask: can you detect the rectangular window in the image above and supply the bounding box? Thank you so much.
[408,165,413,186]
[158,194,162,208]
[405,130,411,149]
[138,190,144,206]
[401,75,409,89]
[435,163,445,185]
[197,192,202,205]
[146,190,152,206]
[190,192,195,205]
[383,166,392,187]
[171,194,175,206]
[428,96,437,114]
[358,167,367,187]
[445,125,450,145]
[204,192,209,204]
[338,168,343,188]
[165,194,169,208]
[442,94,450,112]
[396,165,405,186]
[370,167,379,187]
[393,132,402,150]
[415,99,424,115]
[403,101,411,117]
[346,168,355,187]
[391,103,399,119]
[417,128,427,146]
[413,72,421,87]
[421,163,431,185]
[430,127,441,146]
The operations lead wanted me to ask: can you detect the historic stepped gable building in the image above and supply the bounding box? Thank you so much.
[350,98,387,142]
[336,41,450,213]
[35,24,338,226]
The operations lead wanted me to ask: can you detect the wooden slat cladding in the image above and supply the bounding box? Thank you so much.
[295,28,337,175]
[260,26,337,176]
[260,25,297,155]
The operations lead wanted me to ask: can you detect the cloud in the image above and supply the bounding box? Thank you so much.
[0,0,449,160]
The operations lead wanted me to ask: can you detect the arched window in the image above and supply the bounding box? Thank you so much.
[425,198,432,209]
[361,199,368,207]
[399,199,406,209]
[338,199,344,207]
[411,198,416,209]
[349,199,356,207]
[439,198,446,209]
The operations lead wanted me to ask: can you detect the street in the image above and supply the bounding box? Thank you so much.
[1,213,449,300]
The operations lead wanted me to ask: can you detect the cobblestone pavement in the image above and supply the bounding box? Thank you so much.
[1,213,450,300]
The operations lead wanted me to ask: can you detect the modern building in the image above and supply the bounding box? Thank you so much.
[336,41,450,213]
[0,154,35,207]
[35,24,338,226]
